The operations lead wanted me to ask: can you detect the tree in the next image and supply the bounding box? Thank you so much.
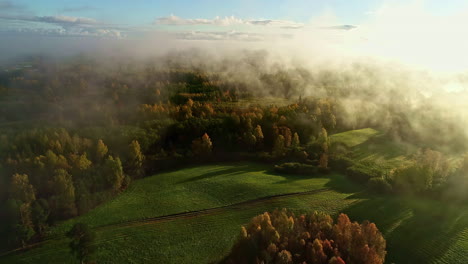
[445,154,468,200]
[277,250,293,264]
[192,133,213,156]
[127,140,144,178]
[103,156,125,192]
[254,125,264,149]
[273,135,286,157]
[9,173,36,246]
[4,199,34,247]
[95,139,108,162]
[318,127,330,153]
[225,210,386,264]
[31,199,50,236]
[391,149,451,193]
[10,173,36,204]
[49,169,77,219]
[66,223,96,264]
[319,153,329,169]
[291,132,300,149]
[242,132,257,151]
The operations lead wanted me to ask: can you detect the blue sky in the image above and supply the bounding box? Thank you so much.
[1,0,468,38]
[11,0,468,24]
[11,0,385,25]
[2,0,468,71]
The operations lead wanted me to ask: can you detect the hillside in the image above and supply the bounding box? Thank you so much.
[2,159,468,263]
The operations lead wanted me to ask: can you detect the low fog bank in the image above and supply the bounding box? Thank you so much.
[2,45,468,153]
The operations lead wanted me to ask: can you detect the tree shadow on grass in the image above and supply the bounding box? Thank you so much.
[177,164,263,184]
[341,196,468,264]
[271,169,366,195]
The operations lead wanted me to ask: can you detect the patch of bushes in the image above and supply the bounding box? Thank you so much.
[274,162,318,175]
[329,155,354,172]
[346,163,382,183]
[367,177,393,194]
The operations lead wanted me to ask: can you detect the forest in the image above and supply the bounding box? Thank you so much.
[1,52,467,263]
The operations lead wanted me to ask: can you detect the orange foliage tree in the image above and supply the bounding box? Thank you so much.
[224,210,386,264]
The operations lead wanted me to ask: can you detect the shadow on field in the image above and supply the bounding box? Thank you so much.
[177,164,261,184]
[324,173,363,194]
[341,196,468,263]
[271,169,364,194]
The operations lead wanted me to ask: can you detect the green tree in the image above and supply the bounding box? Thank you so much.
[66,223,96,264]
[291,132,300,149]
[103,156,125,192]
[31,199,50,236]
[49,169,77,218]
[9,173,36,246]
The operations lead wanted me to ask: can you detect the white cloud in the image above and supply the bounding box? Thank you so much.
[0,14,123,37]
[35,15,98,26]
[154,15,305,29]
[173,30,269,41]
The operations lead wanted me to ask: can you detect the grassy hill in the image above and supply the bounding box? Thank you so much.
[330,128,416,171]
[1,163,361,263]
[2,131,468,264]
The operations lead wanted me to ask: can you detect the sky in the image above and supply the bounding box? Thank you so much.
[1,0,468,73]
[3,0,467,37]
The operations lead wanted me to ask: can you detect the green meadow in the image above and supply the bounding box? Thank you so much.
[2,130,468,264]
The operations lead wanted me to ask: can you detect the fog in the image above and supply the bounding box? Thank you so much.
[2,0,468,151]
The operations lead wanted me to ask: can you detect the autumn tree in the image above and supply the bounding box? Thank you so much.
[225,210,386,264]
[317,128,330,169]
[10,173,36,204]
[254,125,264,149]
[273,135,287,157]
[95,139,108,162]
[192,133,213,156]
[126,140,145,178]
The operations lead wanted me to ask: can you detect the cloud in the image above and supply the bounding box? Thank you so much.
[0,14,123,37]
[155,15,245,26]
[322,25,357,30]
[0,15,98,26]
[36,15,98,26]
[154,15,305,29]
[173,30,269,41]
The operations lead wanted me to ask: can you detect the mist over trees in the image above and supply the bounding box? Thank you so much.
[0,51,467,251]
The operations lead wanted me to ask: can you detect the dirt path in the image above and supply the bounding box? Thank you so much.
[0,188,331,258]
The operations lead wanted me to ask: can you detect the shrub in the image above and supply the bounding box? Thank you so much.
[346,164,381,183]
[330,155,354,172]
[274,162,318,175]
[368,177,392,194]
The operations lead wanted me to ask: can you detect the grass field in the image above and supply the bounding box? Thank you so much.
[2,131,468,264]
[330,128,416,176]
[49,163,355,235]
[1,163,362,263]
